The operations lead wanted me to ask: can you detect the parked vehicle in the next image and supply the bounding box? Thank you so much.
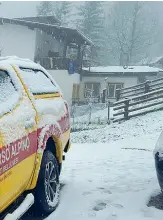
[154,131,163,191]
[0,57,71,218]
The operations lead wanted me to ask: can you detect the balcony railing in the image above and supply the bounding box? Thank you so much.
[36,57,80,71]
[35,57,92,72]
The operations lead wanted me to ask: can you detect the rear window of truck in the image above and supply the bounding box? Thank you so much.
[19,68,58,95]
[0,70,17,103]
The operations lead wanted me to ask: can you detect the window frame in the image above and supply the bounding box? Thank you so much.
[19,67,58,95]
[84,82,100,98]
[72,84,80,99]
[107,83,123,98]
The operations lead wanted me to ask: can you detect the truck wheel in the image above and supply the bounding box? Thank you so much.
[34,150,60,215]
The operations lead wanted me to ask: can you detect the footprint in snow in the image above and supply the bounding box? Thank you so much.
[93,202,107,211]
[83,191,92,196]
[96,187,112,194]
[111,203,124,209]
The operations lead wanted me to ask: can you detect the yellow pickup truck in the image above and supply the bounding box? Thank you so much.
[0,57,71,219]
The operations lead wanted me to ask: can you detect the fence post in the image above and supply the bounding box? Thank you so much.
[88,103,92,125]
[72,105,76,125]
[116,89,121,101]
[107,101,110,124]
[124,99,130,120]
[102,89,106,103]
[144,80,150,93]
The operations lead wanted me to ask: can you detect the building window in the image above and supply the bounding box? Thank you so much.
[84,82,100,98]
[72,84,80,103]
[108,83,123,98]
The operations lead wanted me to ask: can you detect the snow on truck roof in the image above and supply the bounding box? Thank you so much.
[0,56,62,94]
[0,56,41,68]
[83,66,163,74]
[0,56,34,62]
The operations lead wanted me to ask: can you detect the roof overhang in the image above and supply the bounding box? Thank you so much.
[0,17,94,46]
[15,16,61,25]
[82,70,162,77]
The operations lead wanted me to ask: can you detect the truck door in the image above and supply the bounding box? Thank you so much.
[0,65,37,212]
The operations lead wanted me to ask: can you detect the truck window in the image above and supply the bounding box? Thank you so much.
[0,70,17,104]
[19,68,58,95]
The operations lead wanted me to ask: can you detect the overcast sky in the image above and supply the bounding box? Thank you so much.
[0,1,39,18]
[0,1,112,19]
[0,1,162,23]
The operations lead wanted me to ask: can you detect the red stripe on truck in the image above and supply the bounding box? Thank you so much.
[0,112,70,176]
[0,131,37,176]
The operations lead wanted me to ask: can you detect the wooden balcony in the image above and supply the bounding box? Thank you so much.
[35,57,92,72]
[36,57,80,72]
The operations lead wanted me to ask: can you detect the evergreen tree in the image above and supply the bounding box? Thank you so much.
[54,1,72,26]
[37,1,72,26]
[37,1,54,16]
[105,2,157,65]
[76,1,106,65]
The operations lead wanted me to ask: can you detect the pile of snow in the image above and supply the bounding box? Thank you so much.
[71,109,163,143]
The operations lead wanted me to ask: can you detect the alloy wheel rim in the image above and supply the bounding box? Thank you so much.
[45,161,58,204]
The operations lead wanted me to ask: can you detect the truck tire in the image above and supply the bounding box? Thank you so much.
[34,150,60,215]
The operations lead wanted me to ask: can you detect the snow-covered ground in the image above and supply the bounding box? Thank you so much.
[46,110,163,220]
[71,110,163,143]
[71,105,113,131]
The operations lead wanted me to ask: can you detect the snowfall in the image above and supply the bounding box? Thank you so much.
[45,109,163,220]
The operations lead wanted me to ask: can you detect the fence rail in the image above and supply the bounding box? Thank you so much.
[116,76,163,101]
[113,87,163,122]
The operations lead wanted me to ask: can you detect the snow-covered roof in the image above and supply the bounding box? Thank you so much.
[0,17,94,46]
[83,66,163,74]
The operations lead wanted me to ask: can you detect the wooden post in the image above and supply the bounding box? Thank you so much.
[144,80,150,93]
[102,89,106,103]
[77,44,81,72]
[144,80,150,100]
[116,89,121,101]
[107,101,110,124]
[124,99,130,120]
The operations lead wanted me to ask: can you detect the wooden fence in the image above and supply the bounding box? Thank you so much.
[116,76,163,101]
[113,87,163,122]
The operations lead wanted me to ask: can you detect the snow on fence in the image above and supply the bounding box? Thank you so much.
[113,87,163,122]
[116,76,163,101]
